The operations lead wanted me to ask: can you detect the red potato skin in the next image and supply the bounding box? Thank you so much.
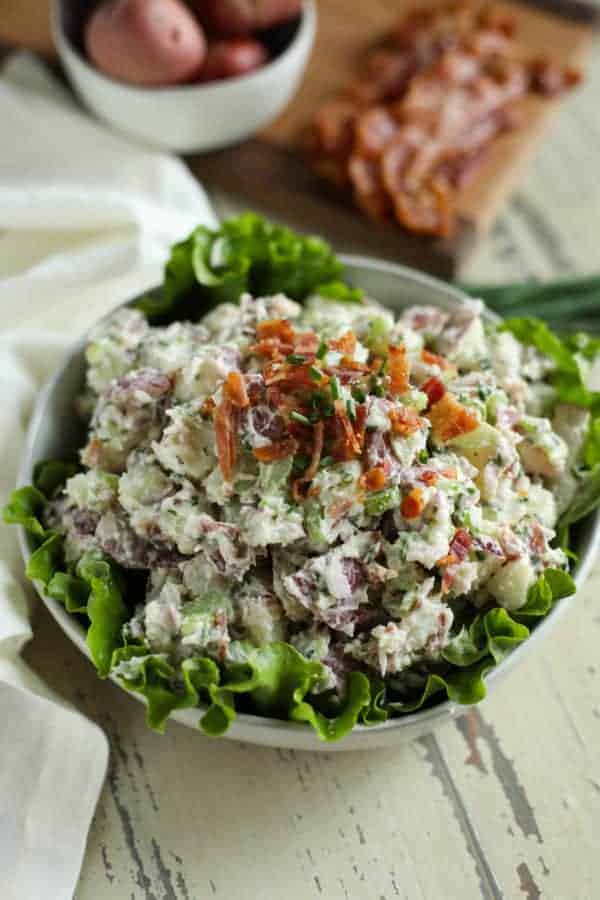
[200,38,268,81]
[193,0,303,36]
[85,0,207,86]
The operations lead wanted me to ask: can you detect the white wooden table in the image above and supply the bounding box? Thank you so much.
[21,42,600,900]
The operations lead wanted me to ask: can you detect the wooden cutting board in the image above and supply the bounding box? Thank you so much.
[190,0,594,278]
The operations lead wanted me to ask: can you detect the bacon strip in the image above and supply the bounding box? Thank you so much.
[309,1,580,238]
[334,399,363,458]
[214,393,237,483]
[292,421,325,501]
[388,344,410,395]
[225,371,249,408]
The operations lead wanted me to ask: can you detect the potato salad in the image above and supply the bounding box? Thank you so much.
[9,216,596,741]
[44,289,579,694]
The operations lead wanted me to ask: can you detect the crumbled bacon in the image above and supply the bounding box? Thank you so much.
[427,392,478,442]
[256,319,295,343]
[400,487,425,519]
[329,330,357,357]
[250,337,294,360]
[421,348,454,370]
[293,421,325,497]
[294,331,320,356]
[330,399,363,460]
[253,437,299,463]
[388,344,410,395]
[421,376,446,408]
[436,528,473,567]
[214,373,250,481]
[225,371,249,408]
[389,406,421,436]
[360,466,387,492]
[214,392,237,483]
[199,397,216,417]
[264,361,320,390]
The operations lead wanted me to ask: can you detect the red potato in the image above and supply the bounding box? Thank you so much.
[193,0,303,36]
[85,0,207,87]
[200,38,268,82]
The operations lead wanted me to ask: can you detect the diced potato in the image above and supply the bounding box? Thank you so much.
[487,557,535,611]
[517,416,568,479]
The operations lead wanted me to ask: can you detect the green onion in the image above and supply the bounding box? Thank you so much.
[352,387,366,403]
[346,398,356,421]
[330,376,340,400]
[417,449,429,463]
[319,456,334,468]
[293,454,309,473]
[309,366,323,382]
[364,487,400,517]
[290,411,311,426]
[286,354,306,365]
[372,380,385,398]
[316,340,328,359]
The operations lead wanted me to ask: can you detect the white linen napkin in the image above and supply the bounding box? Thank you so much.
[0,52,216,900]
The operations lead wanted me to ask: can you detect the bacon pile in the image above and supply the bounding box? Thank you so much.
[309,1,580,237]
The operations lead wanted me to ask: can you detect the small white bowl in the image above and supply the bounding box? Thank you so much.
[52,0,316,153]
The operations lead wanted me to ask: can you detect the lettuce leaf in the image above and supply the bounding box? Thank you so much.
[47,572,90,614]
[134,213,344,323]
[558,465,600,533]
[291,672,372,741]
[501,316,600,411]
[76,550,128,677]
[109,641,371,742]
[386,582,572,716]
[3,485,48,540]
[33,459,78,497]
[111,645,221,733]
[516,567,575,619]
[313,280,364,304]
[26,532,63,585]
[501,317,600,542]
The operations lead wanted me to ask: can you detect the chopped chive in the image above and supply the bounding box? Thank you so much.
[330,376,340,400]
[364,486,400,517]
[319,456,334,468]
[286,354,306,365]
[291,411,311,426]
[293,454,309,473]
[316,340,328,359]
[352,388,366,403]
[309,366,323,381]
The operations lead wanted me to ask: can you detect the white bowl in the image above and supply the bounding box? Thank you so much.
[18,255,600,750]
[52,0,316,152]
